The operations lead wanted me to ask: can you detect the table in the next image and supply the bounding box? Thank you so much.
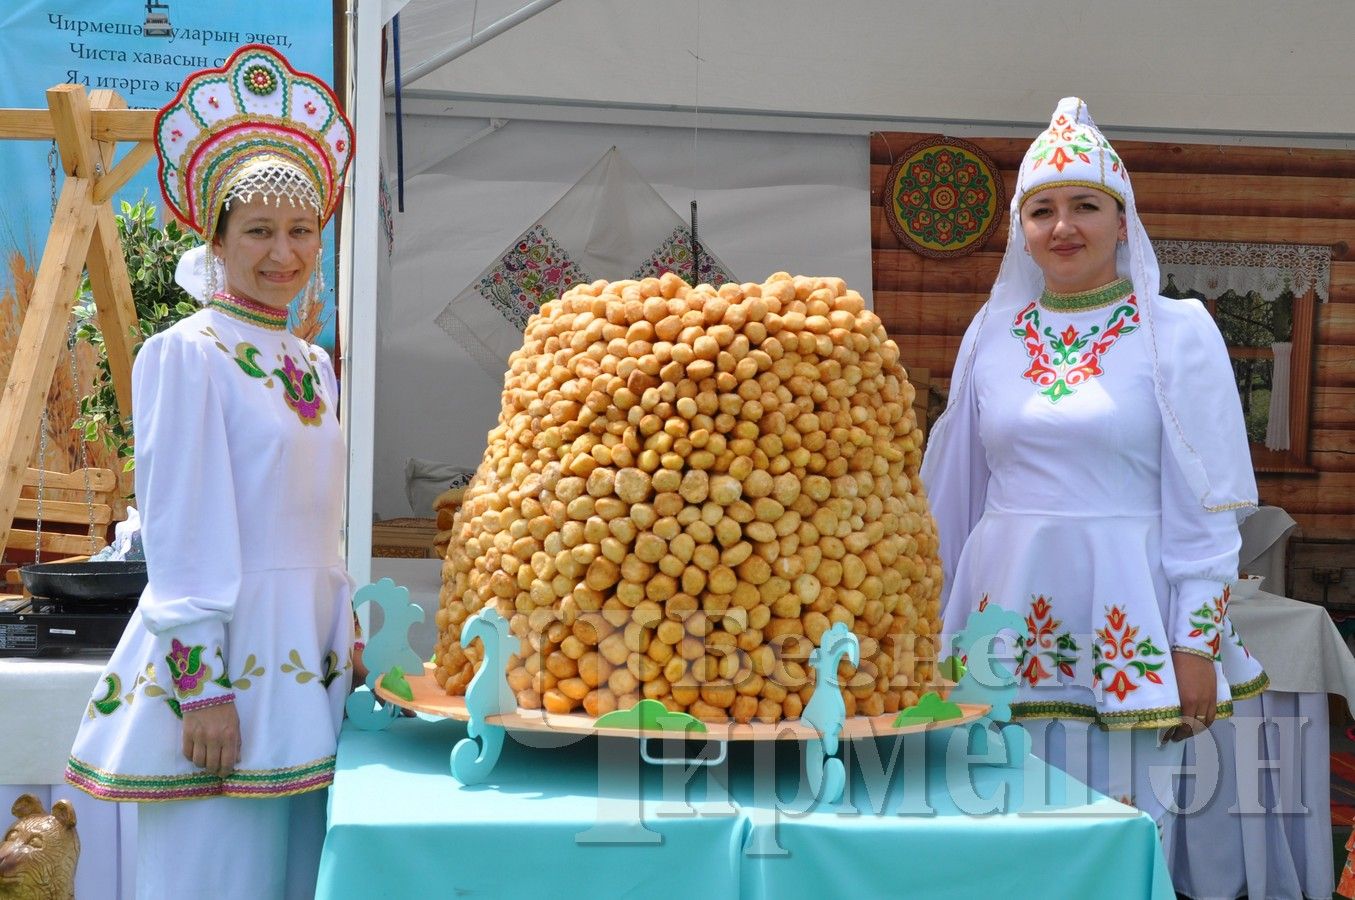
[319,717,1174,899]
[1169,590,1355,900]
[1237,506,1299,595]
[0,653,136,899]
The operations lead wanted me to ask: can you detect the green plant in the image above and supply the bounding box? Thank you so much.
[74,197,198,471]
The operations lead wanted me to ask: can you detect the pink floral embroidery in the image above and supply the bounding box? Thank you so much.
[278,355,325,424]
[166,639,209,697]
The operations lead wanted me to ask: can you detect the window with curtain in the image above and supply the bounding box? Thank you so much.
[1157,241,1329,473]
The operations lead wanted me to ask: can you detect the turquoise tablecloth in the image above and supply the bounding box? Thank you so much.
[319,718,1173,899]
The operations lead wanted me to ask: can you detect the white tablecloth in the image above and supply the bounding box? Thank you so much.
[0,654,136,899]
[1232,591,1355,711]
[1238,506,1300,595]
[1170,590,1355,900]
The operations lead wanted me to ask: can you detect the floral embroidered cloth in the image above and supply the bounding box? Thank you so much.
[435,147,733,378]
[928,293,1267,730]
[67,307,353,801]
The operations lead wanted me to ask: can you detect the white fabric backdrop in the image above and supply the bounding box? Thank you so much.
[373,115,870,518]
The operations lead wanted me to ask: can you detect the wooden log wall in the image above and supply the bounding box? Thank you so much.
[872,134,1355,540]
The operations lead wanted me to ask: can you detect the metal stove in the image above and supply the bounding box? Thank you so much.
[0,594,134,656]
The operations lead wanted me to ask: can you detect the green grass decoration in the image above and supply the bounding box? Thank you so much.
[594,698,707,733]
[379,666,415,702]
[892,690,964,726]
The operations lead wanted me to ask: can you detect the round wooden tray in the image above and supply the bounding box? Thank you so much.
[375,663,990,741]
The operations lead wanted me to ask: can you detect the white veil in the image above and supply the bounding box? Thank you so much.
[923,97,1257,519]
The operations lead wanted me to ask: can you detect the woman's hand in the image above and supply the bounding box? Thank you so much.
[182,702,242,777]
[1167,650,1218,742]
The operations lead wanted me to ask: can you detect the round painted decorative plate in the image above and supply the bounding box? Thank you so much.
[884,137,1005,259]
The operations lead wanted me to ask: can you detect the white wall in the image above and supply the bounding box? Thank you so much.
[403,0,1355,139]
[373,114,869,518]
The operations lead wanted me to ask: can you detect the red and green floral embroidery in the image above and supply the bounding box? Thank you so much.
[1014,595,1080,687]
[1093,604,1167,702]
[957,594,992,666]
[1186,586,1229,661]
[203,328,328,426]
[1011,294,1139,403]
[1028,111,1123,175]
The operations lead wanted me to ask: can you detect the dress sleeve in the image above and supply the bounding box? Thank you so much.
[132,331,241,709]
[1158,305,1247,660]
[919,306,991,612]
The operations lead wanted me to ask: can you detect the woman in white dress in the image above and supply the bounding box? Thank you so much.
[65,45,354,899]
[922,98,1266,823]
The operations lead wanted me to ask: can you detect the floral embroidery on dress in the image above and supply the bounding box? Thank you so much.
[476,224,591,331]
[89,674,123,717]
[281,649,345,687]
[1187,586,1229,661]
[276,354,325,424]
[229,654,267,691]
[1011,295,1139,403]
[203,331,328,426]
[1092,604,1167,702]
[165,639,213,698]
[1015,595,1080,687]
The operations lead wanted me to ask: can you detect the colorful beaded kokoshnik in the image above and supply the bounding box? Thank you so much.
[1039,277,1134,313]
[209,291,289,331]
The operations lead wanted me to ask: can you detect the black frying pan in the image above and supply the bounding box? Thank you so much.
[20,561,147,601]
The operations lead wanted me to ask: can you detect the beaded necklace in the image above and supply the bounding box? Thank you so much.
[1039,277,1134,313]
[208,291,289,330]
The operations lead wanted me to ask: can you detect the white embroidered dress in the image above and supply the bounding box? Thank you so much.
[67,300,353,800]
[932,282,1267,729]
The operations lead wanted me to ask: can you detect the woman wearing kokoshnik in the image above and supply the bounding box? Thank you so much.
[922,97,1267,825]
[66,45,354,897]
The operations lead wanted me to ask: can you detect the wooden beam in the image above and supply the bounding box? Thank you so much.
[22,467,116,492]
[6,529,102,556]
[91,109,155,143]
[0,86,99,557]
[93,141,154,205]
[0,107,154,142]
[14,498,112,526]
[48,86,97,179]
[871,204,1355,260]
[84,90,143,419]
[872,165,1355,220]
[871,134,1355,179]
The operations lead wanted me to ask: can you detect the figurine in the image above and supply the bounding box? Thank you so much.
[0,795,79,900]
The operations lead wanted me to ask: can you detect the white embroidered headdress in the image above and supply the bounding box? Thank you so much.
[154,44,354,303]
[924,97,1256,517]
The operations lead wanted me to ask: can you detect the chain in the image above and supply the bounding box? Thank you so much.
[34,410,47,564]
[67,319,97,547]
[48,140,58,215]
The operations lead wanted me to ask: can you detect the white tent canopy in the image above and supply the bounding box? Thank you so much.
[392,0,1355,139]
[343,0,1355,578]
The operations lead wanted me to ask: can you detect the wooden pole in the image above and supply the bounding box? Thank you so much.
[0,85,149,556]
[0,85,101,555]
[85,90,142,418]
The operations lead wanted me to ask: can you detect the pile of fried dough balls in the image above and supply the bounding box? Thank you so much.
[434,272,942,723]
